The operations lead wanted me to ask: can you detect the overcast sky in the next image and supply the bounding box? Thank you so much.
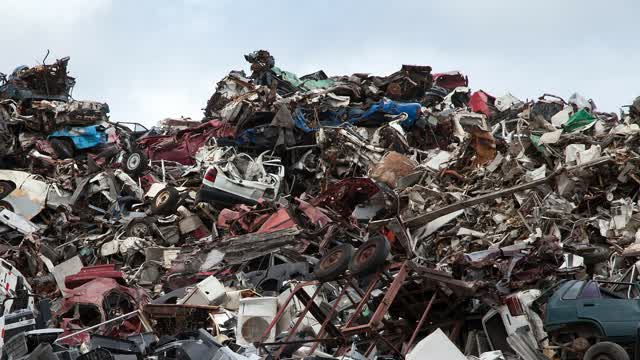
[1,0,638,126]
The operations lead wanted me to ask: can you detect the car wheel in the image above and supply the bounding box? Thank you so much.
[584,341,630,360]
[349,236,389,276]
[126,218,153,238]
[578,245,610,265]
[40,244,61,263]
[124,151,148,176]
[49,138,75,159]
[0,200,14,213]
[0,180,15,199]
[314,244,354,282]
[151,187,180,215]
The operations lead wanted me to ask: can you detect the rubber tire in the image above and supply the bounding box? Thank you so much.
[0,200,14,213]
[150,187,180,215]
[584,341,630,360]
[313,244,354,282]
[49,138,75,159]
[40,244,61,263]
[349,236,390,276]
[0,180,15,199]
[126,218,152,238]
[578,245,610,265]
[124,151,148,176]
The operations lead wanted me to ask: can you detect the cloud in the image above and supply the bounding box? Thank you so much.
[0,0,112,33]
[124,87,205,126]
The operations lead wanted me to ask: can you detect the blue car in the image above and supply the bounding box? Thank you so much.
[48,125,108,159]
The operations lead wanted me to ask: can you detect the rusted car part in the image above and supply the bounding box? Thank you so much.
[55,277,149,345]
[0,56,75,102]
[255,262,447,359]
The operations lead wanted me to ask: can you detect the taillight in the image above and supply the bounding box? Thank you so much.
[204,168,217,183]
[1,327,4,338]
[505,295,524,316]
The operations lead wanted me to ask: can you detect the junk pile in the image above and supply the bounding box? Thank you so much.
[2,50,640,360]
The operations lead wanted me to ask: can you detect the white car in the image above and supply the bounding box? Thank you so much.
[196,147,285,205]
[0,170,49,220]
[0,258,36,353]
[482,289,548,357]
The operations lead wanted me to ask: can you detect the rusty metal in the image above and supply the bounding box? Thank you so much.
[257,280,318,344]
[403,291,437,355]
[256,279,347,358]
[344,262,410,332]
[341,272,381,331]
[307,283,349,354]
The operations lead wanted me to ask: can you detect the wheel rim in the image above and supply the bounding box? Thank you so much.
[355,243,377,265]
[156,191,170,207]
[130,223,149,237]
[127,154,141,169]
[320,249,344,270]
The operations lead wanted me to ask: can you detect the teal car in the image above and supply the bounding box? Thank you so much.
[543,279,640,359]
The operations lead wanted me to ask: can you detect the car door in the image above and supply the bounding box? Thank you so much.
[577,281,640,341]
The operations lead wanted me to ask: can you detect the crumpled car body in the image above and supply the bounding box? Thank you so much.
[136,120,235,165]
[0,170,49,219]
[56,277,149,345]
[0,57,75,102]
[33,100,109,127]
[48,125,107,150]
[432,71,468,90]
[482,289,547,356]
[197,147,284,205]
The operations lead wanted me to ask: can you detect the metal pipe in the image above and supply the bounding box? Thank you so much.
[403,292,437,355]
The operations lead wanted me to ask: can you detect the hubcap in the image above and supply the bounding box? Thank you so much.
[130,223,149,237]
[127,154,141,169]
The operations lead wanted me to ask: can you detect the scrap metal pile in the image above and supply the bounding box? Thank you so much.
[2,50,640,360]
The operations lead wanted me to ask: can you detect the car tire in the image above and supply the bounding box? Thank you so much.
[0,180,15,199]
[349,236,389,276]
[584,341,629,360]
[124,151,148,176]
[40,244,61,263]
[126,218,153,238]
[0,200,14,213]
[579,245,610,265]
[49,138,75,159]
[151,187,180,215]
[314,244,354,282]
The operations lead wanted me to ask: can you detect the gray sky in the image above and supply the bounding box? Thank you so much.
[2,0,638,126]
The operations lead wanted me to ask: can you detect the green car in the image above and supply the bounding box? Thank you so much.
[543,279,640,360]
